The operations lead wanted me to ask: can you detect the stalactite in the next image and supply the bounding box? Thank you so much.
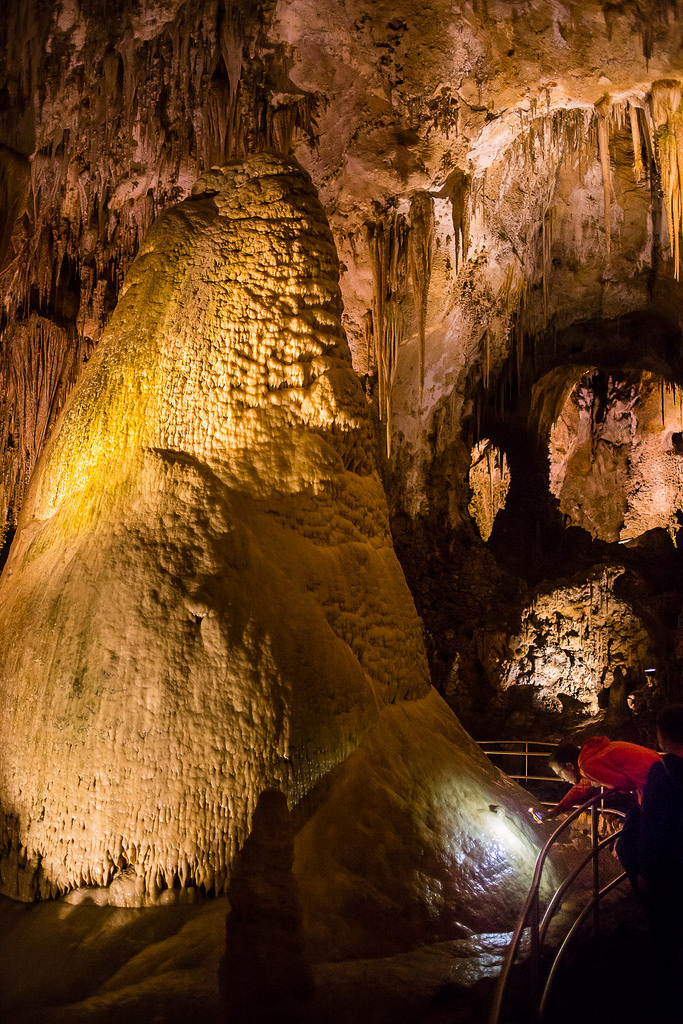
[595,96,612,258]
[363,309,374,389]
[450,170,469,274]
[542,207,553,321]
[484,329,490,389]
[382,300,405,456]
[367,220,388,424]
[0,314,86,544]
[651,80,683,280]
[629,103,645,183]
[0,144,30,271]
[409,191,435,404]
[468,439,510,542]
[366,212,409,457]
[499,264,528,390]
[638,0,678,61]
[0,0,319,334]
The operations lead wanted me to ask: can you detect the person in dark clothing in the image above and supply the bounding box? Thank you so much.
[639,704,683,1017]
[640,705,683,892]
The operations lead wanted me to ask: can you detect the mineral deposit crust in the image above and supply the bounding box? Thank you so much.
[0,155,543,951]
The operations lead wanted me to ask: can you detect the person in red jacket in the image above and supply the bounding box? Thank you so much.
[546,736,662,815]
[544,735,662,883]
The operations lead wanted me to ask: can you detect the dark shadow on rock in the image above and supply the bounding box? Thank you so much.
[219,788,314,1024]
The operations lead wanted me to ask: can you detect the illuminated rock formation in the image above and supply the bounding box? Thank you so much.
[294,688,543,960]
[0,153,425,900]
[3,3,683,748]
[500,566,651,719]
[0,155,542,952]
[469,440,511,542]
[549,370,683,543]
[8,1,683,1012]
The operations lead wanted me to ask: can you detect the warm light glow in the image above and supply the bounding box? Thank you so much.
[468,439,510,541]
[501,566,650,715]
[549,370,683,543]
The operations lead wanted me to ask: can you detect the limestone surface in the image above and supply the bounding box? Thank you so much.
[2,1,683,748]
[0,155,544,954]
[0,153,429,902]
[501,566,651,717]
[549,370,683,543]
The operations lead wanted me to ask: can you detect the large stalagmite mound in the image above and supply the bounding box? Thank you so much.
[0,152,417,900]
[0,153,543,949]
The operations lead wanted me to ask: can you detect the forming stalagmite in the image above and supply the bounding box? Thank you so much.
[0,154,541,953]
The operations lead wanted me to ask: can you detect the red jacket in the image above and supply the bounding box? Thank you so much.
[554,735,662,813]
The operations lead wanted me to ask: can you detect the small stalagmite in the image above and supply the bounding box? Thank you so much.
[0,154,543,952]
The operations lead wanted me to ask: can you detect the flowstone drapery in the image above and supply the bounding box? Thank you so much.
[0,156,543,953]
[0,153,427,901]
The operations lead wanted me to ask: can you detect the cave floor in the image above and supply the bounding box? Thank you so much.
[0,893,506,1024]
[0,888,666,1023]
[540,888,676,1024]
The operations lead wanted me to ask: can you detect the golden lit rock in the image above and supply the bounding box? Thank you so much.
[468,440,511,542]
[0,155,543,950]
[0,154,430,902]
[501,566,651,718]
[4,1,683,1010]
[549,370,683,542]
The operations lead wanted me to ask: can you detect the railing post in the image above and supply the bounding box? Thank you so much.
[529,888,541,1019]
[591,798,600,935]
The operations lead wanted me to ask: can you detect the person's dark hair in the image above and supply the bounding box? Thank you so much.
[549,742,580,769]
[657,704,683,746]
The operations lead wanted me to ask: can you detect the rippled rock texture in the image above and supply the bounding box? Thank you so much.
[0,155,543,957]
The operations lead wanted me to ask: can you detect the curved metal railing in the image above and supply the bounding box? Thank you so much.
[476,739,566,792]
[488,788,627,1024]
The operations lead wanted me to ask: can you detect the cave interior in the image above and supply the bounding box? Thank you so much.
[1,0,683,1021]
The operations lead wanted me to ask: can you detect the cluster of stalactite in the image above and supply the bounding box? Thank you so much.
[0,0,318,538]
[468,438,510,542]
[347,79,683,471]
[0,315,89,549]
[463,105,593,419]
[366,211,410,457]
[365,193,436,454]
[466,83,683,430]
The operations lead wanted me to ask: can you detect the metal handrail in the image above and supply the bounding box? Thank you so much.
[539,868,627,1018]
[477,740,567,788]
[539,813,625,944]
[488,787,627,1024]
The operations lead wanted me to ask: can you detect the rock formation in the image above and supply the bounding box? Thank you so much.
[549,370,683,543]
[0,154,543,956]
[0,153,425,900]
[468,439,511,542]
[500,566,651,719]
